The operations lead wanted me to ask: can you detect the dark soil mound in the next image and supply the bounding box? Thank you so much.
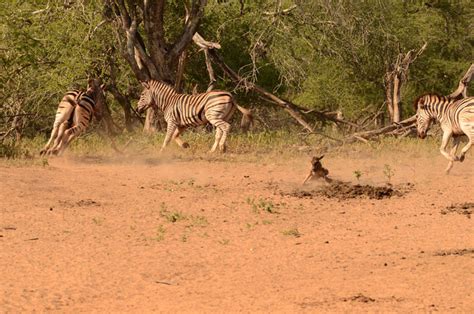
[286,181,412,200]
[441,202,473,219]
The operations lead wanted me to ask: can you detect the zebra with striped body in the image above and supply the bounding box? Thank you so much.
[40,89,83,156]
[136,80,252,153]
[415,93,474,173]
[50,78,106,156]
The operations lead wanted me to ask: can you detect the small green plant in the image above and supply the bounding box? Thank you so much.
[159,202,187,223]
[246,197,279,214]
[154,225,166,241]
[282,227,301,238]
[41,158,49,167]
[189,215,209,227]
[218,239,230,245]
[353,170,362,182]
[92,217,104,226]
[383,164,395,183]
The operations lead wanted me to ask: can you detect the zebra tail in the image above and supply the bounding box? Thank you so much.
[235,102,253,132]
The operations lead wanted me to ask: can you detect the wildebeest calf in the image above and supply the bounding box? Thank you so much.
[302,155,332,185]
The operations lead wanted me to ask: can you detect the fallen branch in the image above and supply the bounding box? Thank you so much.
[345,115,416,143]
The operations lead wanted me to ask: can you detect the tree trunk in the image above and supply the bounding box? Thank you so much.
[384,72,395,123]
[109,0,208,133]
[392,74,401,123]
[384,43,427,124]
[107,84,134,132]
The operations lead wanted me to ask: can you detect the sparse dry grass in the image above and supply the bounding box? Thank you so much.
[1,127,466,167]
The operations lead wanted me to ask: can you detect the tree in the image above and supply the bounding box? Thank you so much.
[106,0,208,132]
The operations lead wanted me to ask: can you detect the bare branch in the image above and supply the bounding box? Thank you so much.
[168,0,207,61]
[449,63,474,99]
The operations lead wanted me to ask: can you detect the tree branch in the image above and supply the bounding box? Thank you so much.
[168,0,207,62]
[449,63,473,99]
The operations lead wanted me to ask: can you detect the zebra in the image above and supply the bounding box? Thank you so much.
[414,93,474,173]
[49,78,106,156]
[40,89,84,156]
[136,80,252,153]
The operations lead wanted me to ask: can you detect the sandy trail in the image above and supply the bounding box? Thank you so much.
[1,152,473,312]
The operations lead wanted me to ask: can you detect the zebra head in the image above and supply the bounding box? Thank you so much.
[414,95,432,139]
[86,78,106,121]
[137,81,155,114]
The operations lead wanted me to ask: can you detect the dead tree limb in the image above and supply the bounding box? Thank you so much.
[190,32,314,132]
[191,32,360,136]
[345,115,416,143]
[384,43,427,123]
[207,49,316,133]
[448,63,473,99]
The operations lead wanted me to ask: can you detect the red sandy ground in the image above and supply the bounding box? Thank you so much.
[1,152,473,312]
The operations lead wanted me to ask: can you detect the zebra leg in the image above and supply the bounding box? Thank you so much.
[40,121,61,156]
[41,106,74,155]
[210,128,223,153]
[172,127,189,148]
[55,126,82,156]
[48,122,70,155]
[445,136,461,174]
[53,107,88,156]
[458,138,472,162]
[217,122,231,153]
[439,131,457,161]
[160,123,177,152]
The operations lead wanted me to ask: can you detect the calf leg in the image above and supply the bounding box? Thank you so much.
[302,171,313,185]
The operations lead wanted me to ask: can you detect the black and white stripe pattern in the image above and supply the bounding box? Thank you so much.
[40,89,83,156]
[415,93,474,173]
[137,80,252,152]
[42,79,105,156]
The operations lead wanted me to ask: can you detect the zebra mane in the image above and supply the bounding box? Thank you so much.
[413,92,450,110]
[149,79,178,94]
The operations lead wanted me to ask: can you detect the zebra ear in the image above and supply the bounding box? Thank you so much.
[141,81,150,89]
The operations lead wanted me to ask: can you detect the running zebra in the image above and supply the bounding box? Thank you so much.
[40,89,83,156]
[136,80,252,153]
[415,93,474,173]
[43,78,106,156]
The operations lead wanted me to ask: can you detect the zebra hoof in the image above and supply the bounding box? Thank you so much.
[459,155,465,162]
[182,142,190,149]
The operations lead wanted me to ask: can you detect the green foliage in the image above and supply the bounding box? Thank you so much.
[353,170,363,183]
[383,164,395,183]
[1,0,472,143]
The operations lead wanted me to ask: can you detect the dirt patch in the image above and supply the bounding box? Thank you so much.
[76,199,100,207]
[441,202,473,219]
[285,181,412,200]
[56,199,101,208]
[434,248,474,256]
[1,155,473,312]
[342,294,376,303]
